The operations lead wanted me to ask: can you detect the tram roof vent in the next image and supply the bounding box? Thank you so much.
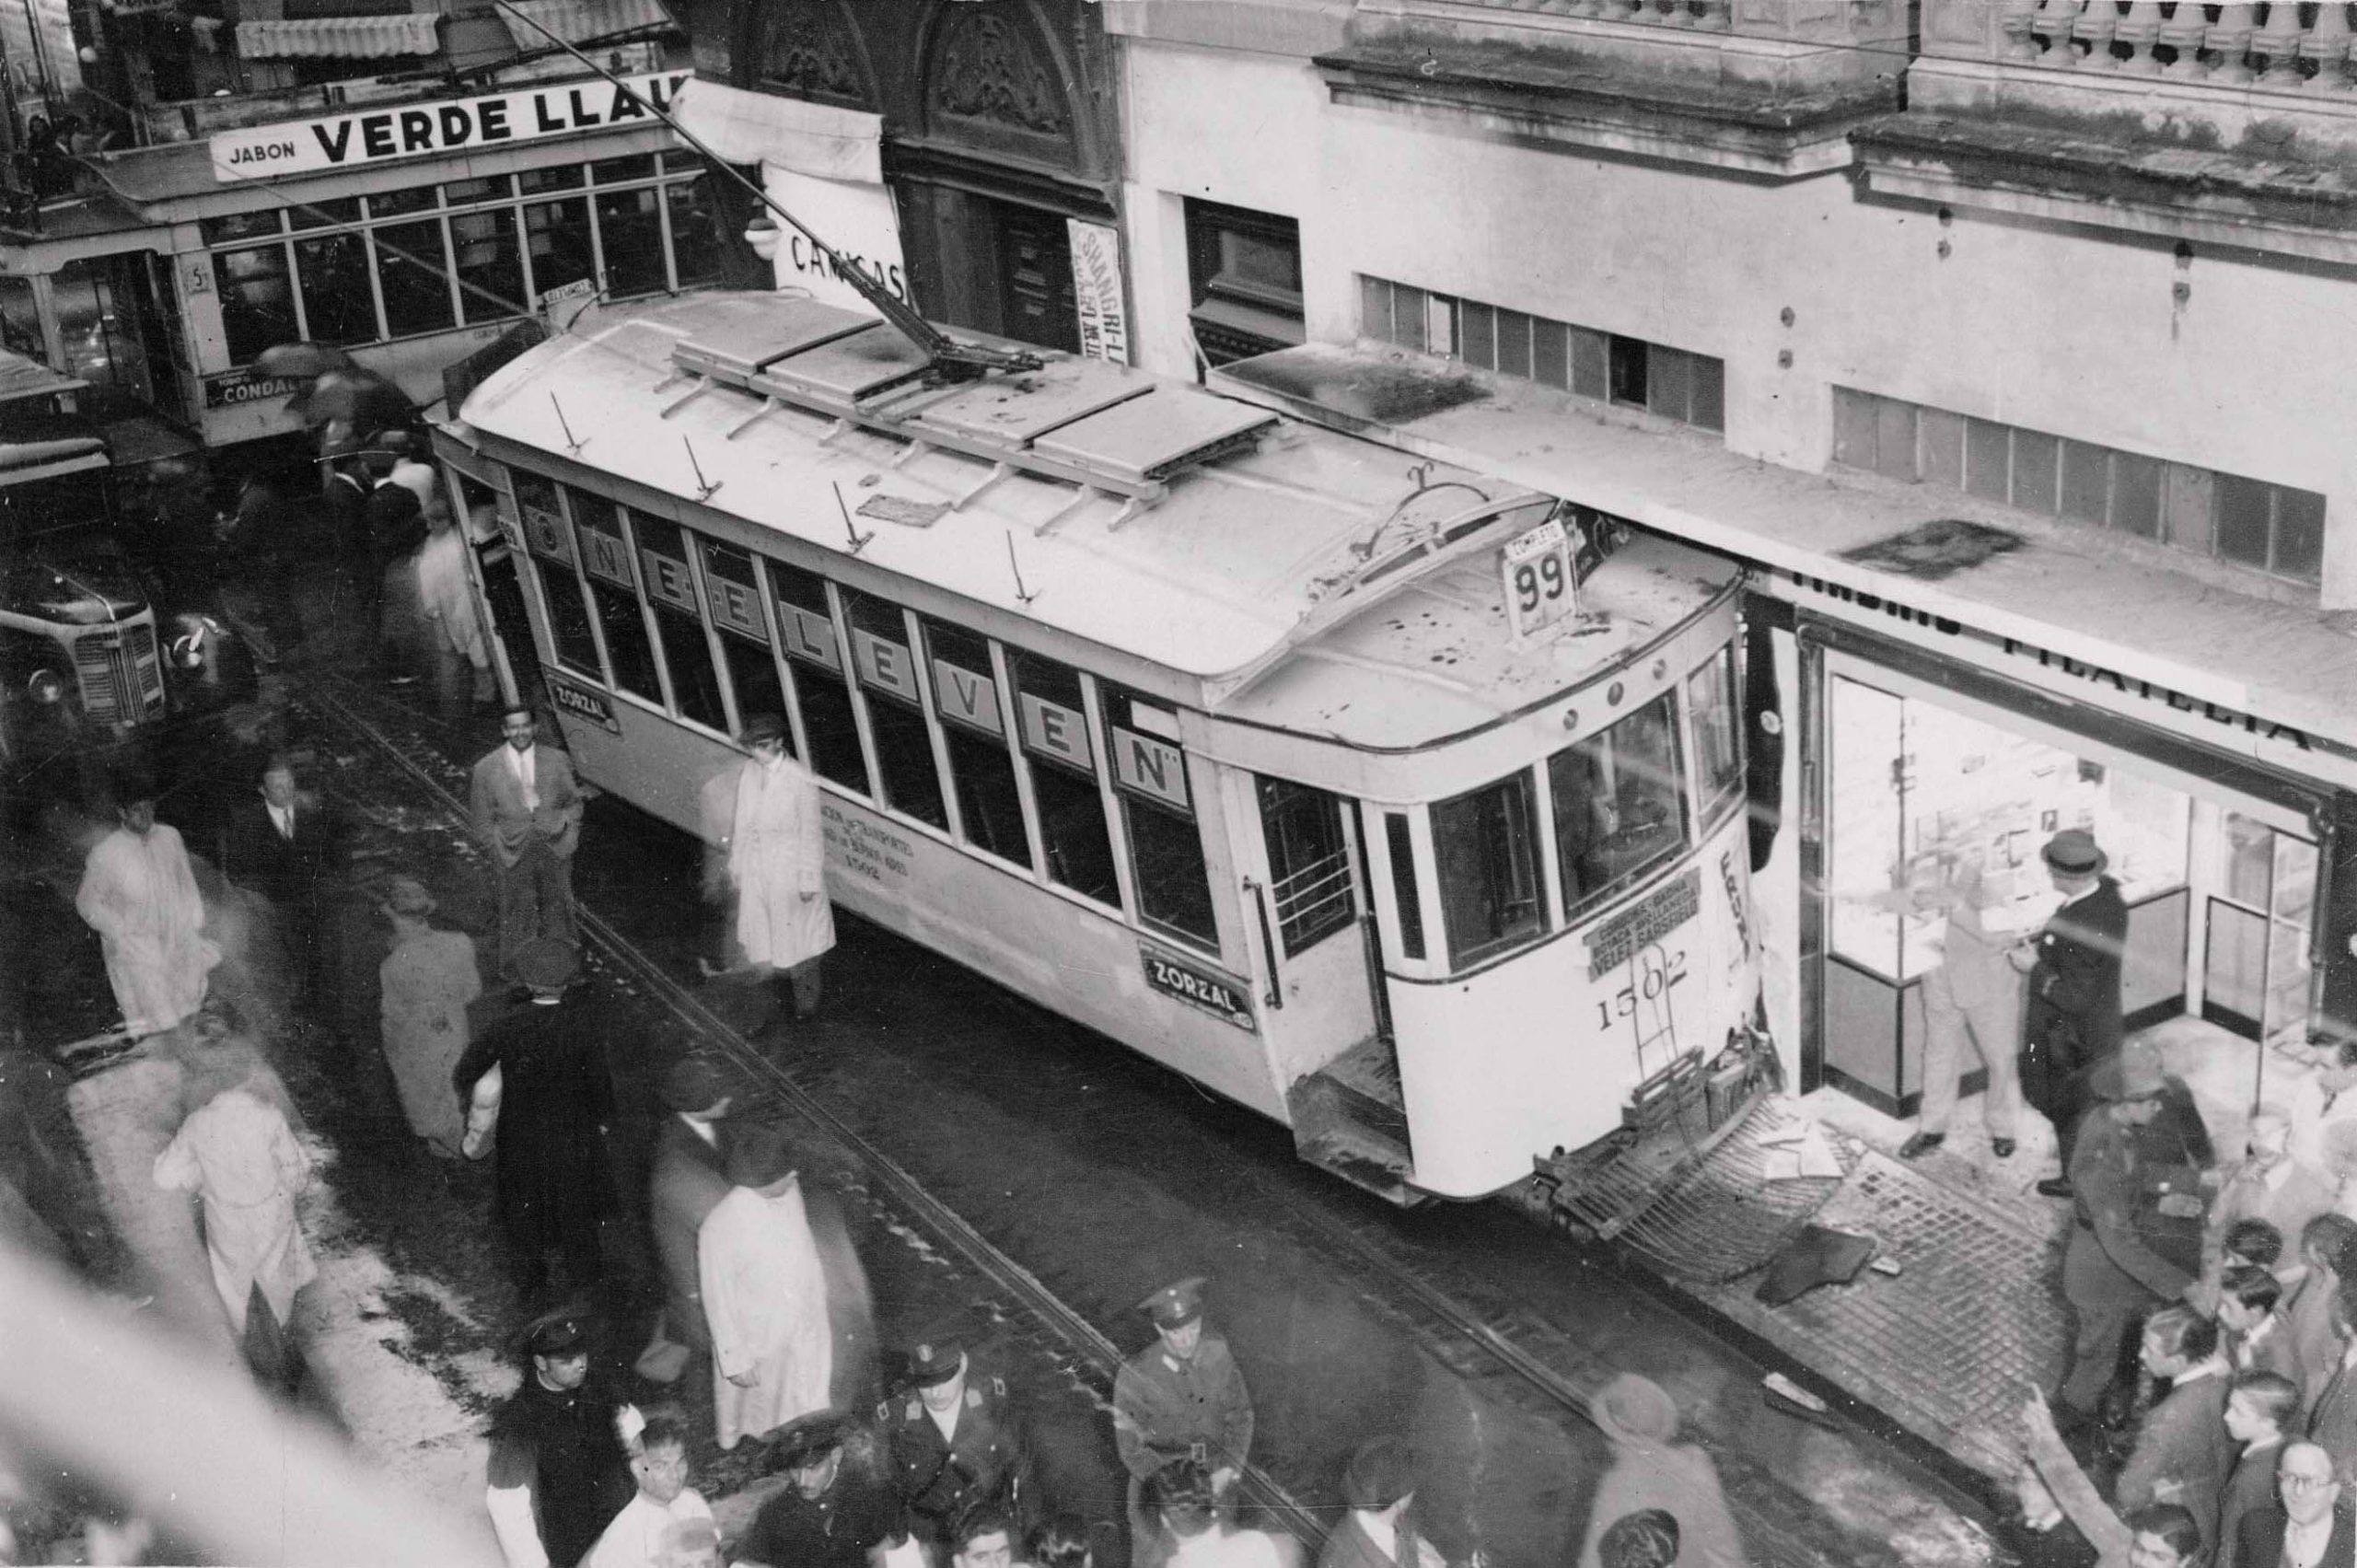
[668,304,1277,501]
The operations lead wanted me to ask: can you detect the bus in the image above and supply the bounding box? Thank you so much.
[434,292,1774,1210]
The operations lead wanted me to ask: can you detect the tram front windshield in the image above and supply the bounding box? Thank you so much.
[1430,645,1737,971]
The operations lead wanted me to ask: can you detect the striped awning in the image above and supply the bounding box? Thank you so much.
[236,14,441,59]
[502,0,675,46]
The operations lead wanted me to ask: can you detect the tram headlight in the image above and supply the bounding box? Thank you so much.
[26,668,64,704]
[168,614,219,669]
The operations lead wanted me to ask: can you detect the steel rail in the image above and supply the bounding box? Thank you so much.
[300,680,1325,1550]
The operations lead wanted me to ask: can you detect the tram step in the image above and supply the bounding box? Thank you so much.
[1291,1039,1422,1206]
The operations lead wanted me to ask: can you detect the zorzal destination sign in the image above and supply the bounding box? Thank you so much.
[210,70,692,180]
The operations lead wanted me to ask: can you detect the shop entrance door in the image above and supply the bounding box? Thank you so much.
[2201,810,2317,1044]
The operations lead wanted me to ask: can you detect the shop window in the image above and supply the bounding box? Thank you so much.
[289,198,360,233]
[700,539,785,729]
[924,619,1031,866]
[769,560,868,795]
[1009,648,1118,909]
[1432,770,1545,970]
[1832,387,2327,589]
[373,218,456,337]
[597,187,668,299]
[1687,644,1743,827]
[842,589,946,830]
[666,177,723,289]
[1257,777,1354,956]
[1386,812,1425,961]
[1185,200,1304,367]
[633,516,729,733]
[1104,685,1216,948]
[294,232,377,347]
[443,177,510,207]
[452,208,528,325]
[1363,274,1724,435]
[526,199,597,302]
[519,164,586,193]
[368,185,438,218]
[515,470,600,678]
[592,153,657,184]
[565,487,661,703]
[1550,694,1689,922]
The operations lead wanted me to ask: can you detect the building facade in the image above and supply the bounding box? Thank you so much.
[1102,0,2357,1119]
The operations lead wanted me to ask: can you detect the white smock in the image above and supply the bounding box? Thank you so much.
[697,1174,831,1449]
[153,1087,317,1333]
[727,753,834,970]
[75,823,220,1036]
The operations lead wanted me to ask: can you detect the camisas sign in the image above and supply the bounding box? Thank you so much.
[209,70,692,180]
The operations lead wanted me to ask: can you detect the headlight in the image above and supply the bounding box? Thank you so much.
[27,668,64,704]
[169,617,208,668]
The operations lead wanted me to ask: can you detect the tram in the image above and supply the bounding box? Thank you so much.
[435,291,1774,1207]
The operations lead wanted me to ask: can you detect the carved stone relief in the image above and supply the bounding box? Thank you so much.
[927,8,1071,139]
[756,0,876,109]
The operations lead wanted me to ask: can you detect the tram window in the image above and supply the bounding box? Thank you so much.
[565,489,662,703]
[452,208,528,325]
[597,188,668,300]
[1550,691,1689,921]
[526,200,598,299]
[1258,778,1354,956]
[1385,812,1425,961]
[767,561,868,795]
[213,245,296,366]
[1688,645,1743,826]
[374,218,457,337]
[514,471,601,679]
[1008,649,1118,908]
[923,620,1031,866]
[841,589,947,830]
[667,179,723,288]
[293,232,377,346]
[1104,686,1217,949]
[633,516,729,732]
[1433,772,1545,969]
[700,540,785,726]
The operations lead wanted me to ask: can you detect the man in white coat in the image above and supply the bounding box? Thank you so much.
[697,1121,831,1450]
[729,714,833,1019]
[154,1079,316,1390]
[76,784,220,1038]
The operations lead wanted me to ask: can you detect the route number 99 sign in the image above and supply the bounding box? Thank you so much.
[1503,515,1577,640]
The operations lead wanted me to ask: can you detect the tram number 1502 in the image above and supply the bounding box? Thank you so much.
[1595,947,1689,1030]
[1503,517,1576,640]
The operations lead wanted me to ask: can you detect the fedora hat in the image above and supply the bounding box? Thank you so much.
[2041,829,2108,877]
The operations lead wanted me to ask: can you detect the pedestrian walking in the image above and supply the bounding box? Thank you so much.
[369,459,435,683]
[75,780,220,1039]
[1318,1437,1452,1568]
[1898,852,2024,1161]
[697,1121,831,1450]
[2218,1372,2298,1568]
[1573,1374,1745,1568]
[470,705,584,979]
[2113,1306,2233,1550]
[579,1408,714,1568]
[732,1410,906,1568]
[2015,830,2129,1199]
[417,495,497,723]
[880,1333,1031,1552]
[224,754,337,1006]
[727,714,834,1019]
[1113,1276,1254,1565]
[152,1077,316,1391]
[453,937,613,1302]
[376,877,481,1158]
[484,1307,637,1568]
[635,1056,734,1385]
[2056,1047,2197,1423]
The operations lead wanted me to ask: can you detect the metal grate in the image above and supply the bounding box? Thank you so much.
[130,621,163,711]
[73,631,134,721]
[1550,1096,1852,1283]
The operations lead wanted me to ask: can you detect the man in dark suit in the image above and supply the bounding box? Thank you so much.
[1319,1436,1453,1568]
[2305,1283,2357,1480]
[2116,1305,2235,1551]
[469,705,584,979]
[2235,1439,2353,1567]
[224,754,337,1005]
[2220,1372,2299,1568]
[2019,829,2130,1199]
[635,1055,734,1385]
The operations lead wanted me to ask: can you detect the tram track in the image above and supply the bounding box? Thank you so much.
[307,676,1957,1568]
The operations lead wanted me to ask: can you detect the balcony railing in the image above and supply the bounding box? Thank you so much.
[1483,0,1733,31]
[1938,0,2356,89]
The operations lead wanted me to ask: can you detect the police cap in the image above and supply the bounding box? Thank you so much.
[511,936,579,994]
[769,1409,849,1469]
[1136,1277,1207,1330]
[906,1334,967,1386]
[521,1306,589,1359]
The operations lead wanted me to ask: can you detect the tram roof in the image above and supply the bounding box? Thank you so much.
[454,293,1738,738]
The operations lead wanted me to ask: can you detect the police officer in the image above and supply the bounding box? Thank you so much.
[483,1307,637,1568]
[732,1410,905,1568]
[879,1333,1031,1552]
[1113,1278,1254,1567]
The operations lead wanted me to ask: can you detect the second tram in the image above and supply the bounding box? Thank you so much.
[435,293,1773,1207]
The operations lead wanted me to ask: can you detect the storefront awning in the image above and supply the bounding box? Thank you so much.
[668,78,881,184]
[1215,342,2357,790]
[236,15,441,61]
[502,0,676,46]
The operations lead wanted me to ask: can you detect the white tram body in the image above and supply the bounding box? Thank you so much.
[438,292,1768,1203]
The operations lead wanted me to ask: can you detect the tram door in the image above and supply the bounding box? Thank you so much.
[1249,777,1381,1070]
